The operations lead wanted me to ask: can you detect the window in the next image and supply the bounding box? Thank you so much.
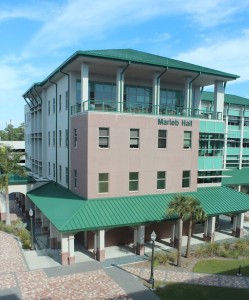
[130,129,139,148]
[98,173,109,193]
[48,131,50,146]
[157,171,166,189]
[74,170,77,188]
[65,91,69,110]
[158,130,167,148]
[53,131,55,147]
[129,172,139,191]
[99,128,109,148]
[48,162,50,176]
[59,165,62,182]
[182,170,191,188]
[48,101,50,115]
[59,95,62,111]
[53,98,55,114]
[65,167,69,185]
[65,129,68,147]
[184,131,192,149]
[53,163,55,179]
[59,130,62,147]
[74,128,78,147]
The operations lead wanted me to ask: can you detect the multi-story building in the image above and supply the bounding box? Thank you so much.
[22,49,249,265]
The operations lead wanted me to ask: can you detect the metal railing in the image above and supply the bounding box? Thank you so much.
[71,100,222,120]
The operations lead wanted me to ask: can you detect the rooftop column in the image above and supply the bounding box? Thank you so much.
[214,81,224,120]
[81,63,89,111]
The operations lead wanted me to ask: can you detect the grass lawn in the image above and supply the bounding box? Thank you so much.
[193,258,249,276]
[155,283,249,300]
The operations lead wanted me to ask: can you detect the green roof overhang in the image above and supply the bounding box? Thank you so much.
[222,168,249,186]
[27,182,249,233]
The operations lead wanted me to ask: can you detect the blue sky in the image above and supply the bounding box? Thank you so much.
[1,0,249,129]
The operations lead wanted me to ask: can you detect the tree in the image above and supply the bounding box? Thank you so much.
[167,195,206,266]
[0,123,24,141]
[0,145,26,225]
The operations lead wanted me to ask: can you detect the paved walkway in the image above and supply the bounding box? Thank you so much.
[0,231,158,300]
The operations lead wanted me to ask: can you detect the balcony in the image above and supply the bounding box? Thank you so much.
[71,100,223,120]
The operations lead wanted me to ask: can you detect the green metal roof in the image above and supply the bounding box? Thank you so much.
[23,49,239,96]
[202,91,249,106]
[8,174,36,185]
[222,168,249,186]
[27,182,249,233]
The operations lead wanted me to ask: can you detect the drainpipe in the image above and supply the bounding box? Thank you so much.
[49,80,58,183]
[59,69,70,190]
[188,72,201,114]
[120,61,131,111]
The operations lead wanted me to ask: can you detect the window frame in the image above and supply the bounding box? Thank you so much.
[157,171,166,190]
[183,131,192,149]
[74,169,77,188]
[98,173,109,193]
[99,127,109,148]
[158,129,167,149]
[130,129,140,148]
[74,128,78,148]
[129,172,139,192]
[182,170,191,188]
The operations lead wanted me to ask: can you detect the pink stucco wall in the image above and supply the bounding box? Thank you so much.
[71,112,199,199]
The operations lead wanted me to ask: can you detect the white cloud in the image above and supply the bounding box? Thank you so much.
[175,29,249,84]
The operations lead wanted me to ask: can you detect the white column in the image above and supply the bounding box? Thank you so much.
[184,77,192,115]
[116,67,124,112]
[203,219,208,240]
[170,223,176,246]
[207,216,216,242]
[81,63,89,111]
[192,86,201,111]
[214,81,224,120]
[152,73,160,114]
[68,235,75,265]
[96,230,105,261]
[133,227,138,250]
[61,233,69,265]
[136,225,145,255]
[236,213,244,238]
[223,114,229,168]
[232,215,237,236]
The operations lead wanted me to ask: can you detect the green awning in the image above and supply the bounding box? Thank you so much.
[27,182,249,233]
[222,168,249,186]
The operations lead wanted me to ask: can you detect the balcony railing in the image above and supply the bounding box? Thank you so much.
[71,100,222,120]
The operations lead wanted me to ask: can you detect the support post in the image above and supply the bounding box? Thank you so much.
[135,225,145,255]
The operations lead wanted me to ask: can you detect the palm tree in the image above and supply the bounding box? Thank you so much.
[167,195,206,266]
[0,144,26,225]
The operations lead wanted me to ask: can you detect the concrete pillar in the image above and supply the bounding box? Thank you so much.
[184,77,192,116]
[192,86,202,115]
[133,227,138,253]
[170,222,176,247]
[116,67,124,112]
[232,215,237,236]
[83,231,88,249]
[207,216,216,242]
[60,234,69,265]
[239,108,244,169]
[68,235,75,265]
[96,230,105,262]
[174,220,181,248]
[214,81,224,120]
[49,222,58,249]
[135,225,145,255]
[203,219,208,240]
[152,73,160,115]
[223,114,229,168]
[81,63,89,111]
[236,213,244,238]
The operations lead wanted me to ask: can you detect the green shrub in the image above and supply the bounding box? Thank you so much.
[154,252,169,265]
[168,251,177,263]
[222,241,231,251]
[18,228,31,249]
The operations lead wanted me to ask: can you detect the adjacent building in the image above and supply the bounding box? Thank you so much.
[19,49,249,265]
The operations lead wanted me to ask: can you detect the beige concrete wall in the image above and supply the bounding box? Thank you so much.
[71,112,199,199]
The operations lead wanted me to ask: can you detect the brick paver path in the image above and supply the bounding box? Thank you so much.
[0,232,131,299]
[123,266,249,289]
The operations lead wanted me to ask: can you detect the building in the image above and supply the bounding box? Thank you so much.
[20,49,249,265]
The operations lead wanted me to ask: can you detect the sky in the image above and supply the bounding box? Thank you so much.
[1,0,249,129]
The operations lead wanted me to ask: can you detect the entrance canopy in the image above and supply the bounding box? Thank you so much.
[27,182,249,233]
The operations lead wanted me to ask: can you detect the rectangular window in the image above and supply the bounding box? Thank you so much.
[130,129,139,148]
[129,172,139,191]
[184,131,192,149]
[157,171,166,189]
[59,94,62,111]
[99,128,109,148]
[59,165,62,182]
[53,163,55,179]
[65,167,69,185]
[65,91,69,110]
[53,131,55,146]
[74,128,78,147]
[53,98,55,114]
[74,170,77,188]
[59,130,62,147]
[48,162,50,176]
[48,101,50,115]
[48,131,50,146]
[98,173,109,193]
[158,130,167,148]
[65,129,68,147]
[182,170,191,188]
